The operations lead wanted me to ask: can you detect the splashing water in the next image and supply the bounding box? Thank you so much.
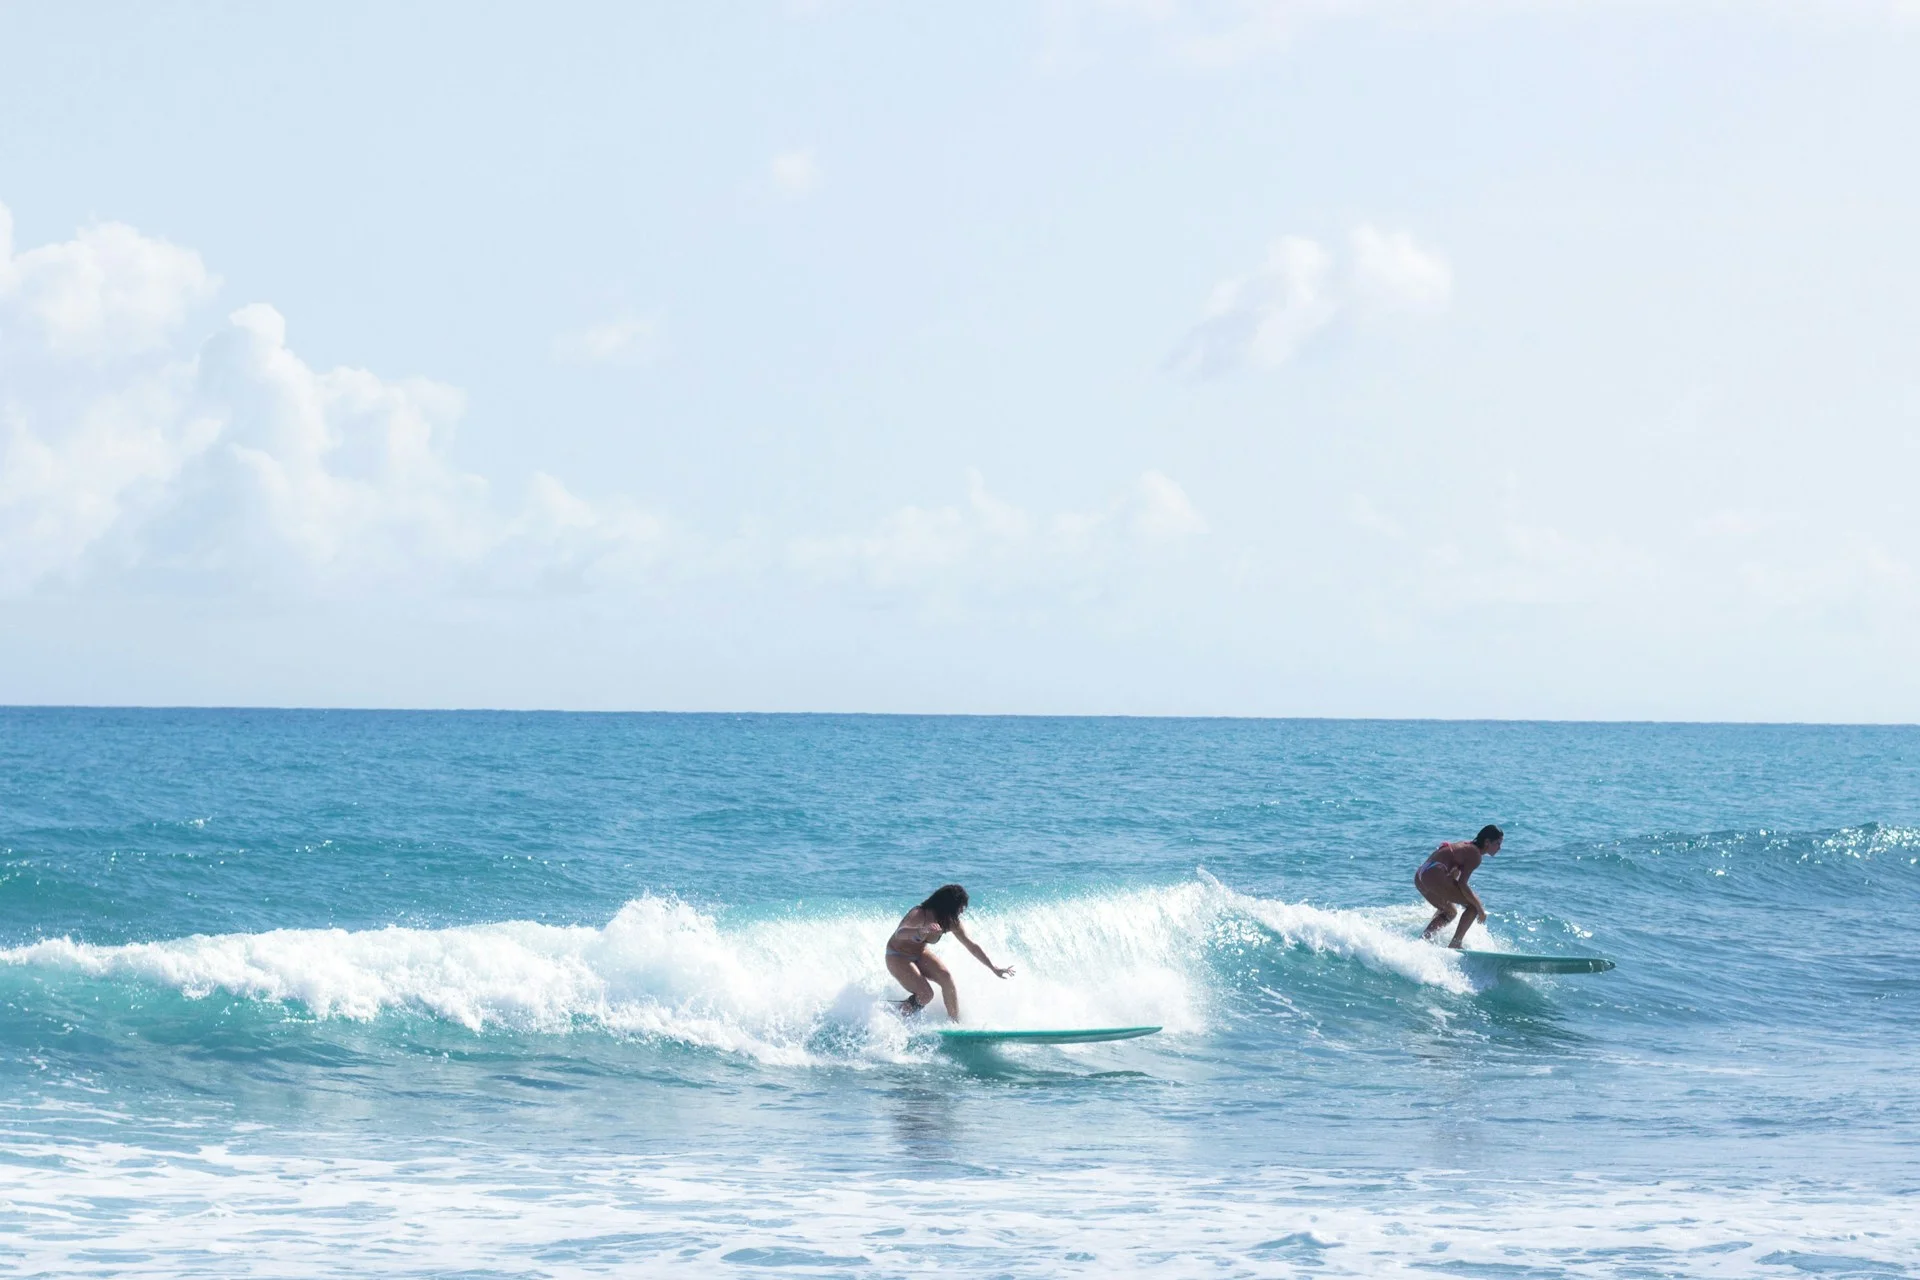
[2,877,1504,1066]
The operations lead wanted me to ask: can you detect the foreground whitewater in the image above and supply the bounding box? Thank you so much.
[3,710,1916,1277]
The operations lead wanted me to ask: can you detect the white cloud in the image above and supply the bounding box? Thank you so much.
[788,469,1206,601]
[0,204,216,356]
[1350,224,1453,312]
[0,203,663,597]
[0,201,1208,616]
[1167,236,1336,378]
[1169,226,1449,377]
[769,148,824,199]
[552,313,660,367]
[1130,470,1208,538]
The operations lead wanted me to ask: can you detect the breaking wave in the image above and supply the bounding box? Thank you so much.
[0,875,1499,1064]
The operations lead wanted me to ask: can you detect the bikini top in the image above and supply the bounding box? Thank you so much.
[1431,841,1483,874]
[893,911,944,946]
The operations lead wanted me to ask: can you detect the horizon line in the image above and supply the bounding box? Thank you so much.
[2,704,1915,729]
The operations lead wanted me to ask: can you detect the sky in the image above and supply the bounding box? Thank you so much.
[2,1,1919,719]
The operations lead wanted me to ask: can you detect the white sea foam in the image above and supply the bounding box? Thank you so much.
[1200,871,1482,993]
[0,1133,1912,1279]
[0,878,1487,1062]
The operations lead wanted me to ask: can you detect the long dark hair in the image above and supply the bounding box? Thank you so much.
[1474,824,1504,849]
[919,883,969,930]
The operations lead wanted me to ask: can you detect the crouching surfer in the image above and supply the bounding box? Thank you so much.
[1417,824,1503,948]
[886,883,1014,1021]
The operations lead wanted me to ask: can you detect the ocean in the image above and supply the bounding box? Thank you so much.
[1,709,1915,1277]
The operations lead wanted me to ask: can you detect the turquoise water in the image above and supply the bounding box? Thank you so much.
[2,710,1917,1276]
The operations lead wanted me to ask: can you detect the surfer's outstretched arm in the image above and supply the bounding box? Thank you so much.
[950,920,1015,979]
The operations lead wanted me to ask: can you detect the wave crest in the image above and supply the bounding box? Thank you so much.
[1,878,1480,1062]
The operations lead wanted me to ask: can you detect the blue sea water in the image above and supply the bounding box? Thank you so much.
[1,709,1916,1277]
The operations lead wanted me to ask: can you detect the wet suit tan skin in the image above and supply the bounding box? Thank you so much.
[885,883,1014,1021]
[1416,824,1504,948]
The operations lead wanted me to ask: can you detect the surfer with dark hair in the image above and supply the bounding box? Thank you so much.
[1416,824,1504,948]
[885,883,1014,1020]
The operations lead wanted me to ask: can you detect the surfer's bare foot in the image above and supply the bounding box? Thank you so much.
[894,997,923,1019]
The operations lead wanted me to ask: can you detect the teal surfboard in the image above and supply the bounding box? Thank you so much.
[1459,951,1614,974]
[936,1026,1162,1045]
